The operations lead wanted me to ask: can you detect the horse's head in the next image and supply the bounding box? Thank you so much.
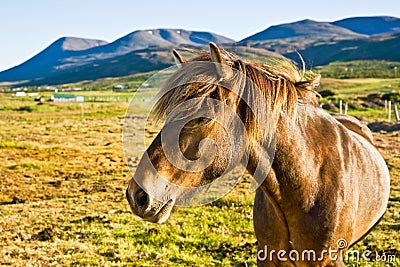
[126,43,320,223]
[126,43,253,223]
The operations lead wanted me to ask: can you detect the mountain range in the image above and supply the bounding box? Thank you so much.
[1,16,400,85]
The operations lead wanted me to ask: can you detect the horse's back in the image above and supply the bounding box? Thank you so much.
[332,113,374,144]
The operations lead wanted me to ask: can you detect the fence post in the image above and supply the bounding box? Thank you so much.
[339,100,343,114]
[344,103,348,115]
[388,101,391,122]
[393,101,400,122]
[384,99,388,114]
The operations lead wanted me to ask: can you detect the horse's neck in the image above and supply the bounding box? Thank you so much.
[249,105,326,209]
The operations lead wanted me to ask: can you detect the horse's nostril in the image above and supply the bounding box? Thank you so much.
[134,188,149,210]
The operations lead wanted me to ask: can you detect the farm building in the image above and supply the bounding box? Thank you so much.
[15,92,27,97]
[113,84,128,90]
[76,96,85,102]
[52,93,75,102]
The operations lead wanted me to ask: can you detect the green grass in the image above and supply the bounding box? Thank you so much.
[319,78,400,98]
[315,60,400,79]
[0,79,399,266]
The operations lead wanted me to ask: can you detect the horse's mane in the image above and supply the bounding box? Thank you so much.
[153,47,320,142]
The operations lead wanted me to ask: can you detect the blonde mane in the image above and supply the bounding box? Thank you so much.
[153,48,320,142]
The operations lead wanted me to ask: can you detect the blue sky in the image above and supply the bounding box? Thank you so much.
[1,0,399,71]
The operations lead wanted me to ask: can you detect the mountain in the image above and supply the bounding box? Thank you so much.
[28,46,175,85]
[18,45,281,85]
[241,19,366,42]
[332,16,400,35]
[237,19,369,58]
[242,17,400,66]
[56,37,109,51]
[237,17,400,65]
[284,32,400,66]
[1,16,400,86]
[0,29,233,84]
[94,29,233,54]
[0,37,108,82]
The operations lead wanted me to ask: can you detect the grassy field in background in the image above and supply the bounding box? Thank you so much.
[0,76,399,266]
[320,78,400,97]
[315,60,400,79]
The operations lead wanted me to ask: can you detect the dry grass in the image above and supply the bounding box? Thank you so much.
[0,94,398,266]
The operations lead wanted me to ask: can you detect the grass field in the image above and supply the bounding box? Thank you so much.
[0,79,399,266]
[320,78,400,97]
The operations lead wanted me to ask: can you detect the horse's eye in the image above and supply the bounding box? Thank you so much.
[192,117,212,125]
[210,90,218,99]
[196,117,208,123]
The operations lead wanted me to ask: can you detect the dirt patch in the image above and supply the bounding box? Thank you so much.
[368,121,400,132]
[0,196,26,205]
[32,227,55,241]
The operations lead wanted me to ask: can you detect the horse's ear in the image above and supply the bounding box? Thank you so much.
[311,74,321,89]
[209,42,234,80]
[172,49,187,67]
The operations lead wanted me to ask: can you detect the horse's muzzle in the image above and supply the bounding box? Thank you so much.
[126,186,174,224]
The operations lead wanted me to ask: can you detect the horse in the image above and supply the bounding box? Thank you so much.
[126,43,390,266]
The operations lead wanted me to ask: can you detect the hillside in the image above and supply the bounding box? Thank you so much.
[0,37,109,82]
[26,46,175,85]
[8,45,280,85]
[0,29,233,85]
[333,16,400,35]
[73,29,234,58]
[240,19,365,42]
[239,16,400,61]
[284,32,400,66]
[57,37,109,51]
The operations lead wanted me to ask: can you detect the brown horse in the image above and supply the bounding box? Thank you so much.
[126,43,390,266]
